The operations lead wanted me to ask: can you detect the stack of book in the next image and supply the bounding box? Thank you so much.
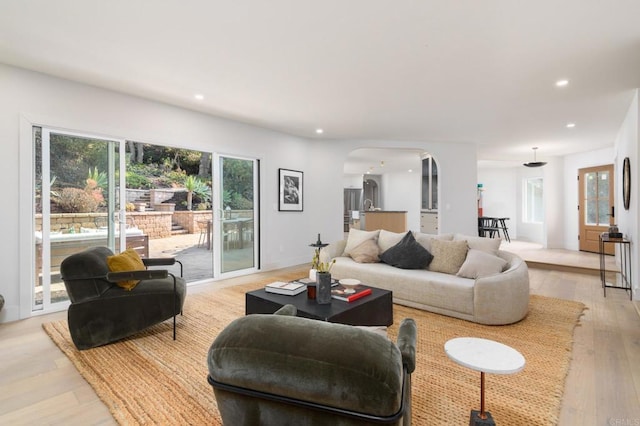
[331,284,372,302]
[264,281,306,296]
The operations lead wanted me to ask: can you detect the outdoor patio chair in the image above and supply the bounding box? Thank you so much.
[60,246,186,350]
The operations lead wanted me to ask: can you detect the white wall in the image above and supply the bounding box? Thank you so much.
[382,170,422,231]
[3,64,315,322]
[477,168,518,239]
[543,157,565,249]
[343,174,363,188]
[0,64,480,322]
[611,90,638,299]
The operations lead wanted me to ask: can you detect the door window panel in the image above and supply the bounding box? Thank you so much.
[34,128,122,310]
[219,156,258,274]
[523,177,543,223]
[584,170,611,226]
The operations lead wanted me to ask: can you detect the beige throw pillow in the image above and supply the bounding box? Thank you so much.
[377,229,406,253]
[454,234,501,255]
[413,232,454,252]
[349,239,380,263]
[457,249,508,279]
[428,239,469,275]
[343,228,380,256]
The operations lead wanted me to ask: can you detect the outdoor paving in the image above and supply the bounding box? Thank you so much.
[149,233,255,282]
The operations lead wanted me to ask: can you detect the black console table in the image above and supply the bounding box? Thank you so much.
[599,233,632,300]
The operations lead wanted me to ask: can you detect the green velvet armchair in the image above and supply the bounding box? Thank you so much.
[207,305,417,425]
[60,246,186,350]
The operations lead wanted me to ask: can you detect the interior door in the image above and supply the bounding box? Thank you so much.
[578,165,614,254]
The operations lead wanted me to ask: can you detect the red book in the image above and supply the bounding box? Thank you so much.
[331,285,372,302]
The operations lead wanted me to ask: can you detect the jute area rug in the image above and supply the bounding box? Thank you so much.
[44,275,585,425]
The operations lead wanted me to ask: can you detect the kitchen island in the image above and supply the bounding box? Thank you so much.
[361,211,407,233]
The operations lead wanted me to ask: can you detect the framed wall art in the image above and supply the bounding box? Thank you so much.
[278,168,303,211]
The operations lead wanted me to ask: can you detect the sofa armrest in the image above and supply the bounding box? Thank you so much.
[143,257,176,266]
[396,318,417,374]
[319,239,347,263]
[473,252,530,325]
[274,304,297,316]
[106,269,169,282]
[143,257,183,277]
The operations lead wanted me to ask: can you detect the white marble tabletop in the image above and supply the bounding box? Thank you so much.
[444,337,525,374]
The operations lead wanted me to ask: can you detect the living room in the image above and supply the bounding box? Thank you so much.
[1,1,640,424]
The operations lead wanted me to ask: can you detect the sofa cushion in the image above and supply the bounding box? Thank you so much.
[457,249,508,279]
[331,257,475,316]
[428,239,469,275]
[343,228,380,256]
[378,229,406,253]
[106,248,145,290]
[413,232,454,252]
[349,239,380,263]
[379,231,433,269]
[454,234,501,255]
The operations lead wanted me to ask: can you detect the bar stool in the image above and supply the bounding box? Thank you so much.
[495,218,510,242]
[478,217,500,238]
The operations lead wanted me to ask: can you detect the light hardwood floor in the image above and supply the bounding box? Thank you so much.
[1,259,639,425]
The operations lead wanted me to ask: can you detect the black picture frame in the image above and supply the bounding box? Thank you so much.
[278,168,303,211]
[623,157,630,210]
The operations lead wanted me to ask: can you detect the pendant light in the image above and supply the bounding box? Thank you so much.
[523,147,547,167]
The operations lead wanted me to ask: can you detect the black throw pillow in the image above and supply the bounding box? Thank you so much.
[379,231,433,269]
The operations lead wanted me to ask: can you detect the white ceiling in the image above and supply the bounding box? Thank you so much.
[2,0,640,167]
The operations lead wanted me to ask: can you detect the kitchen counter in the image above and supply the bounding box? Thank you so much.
[361,211,407,233]
[363,210,407,213]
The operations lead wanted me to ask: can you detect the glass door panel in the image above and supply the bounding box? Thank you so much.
[34,128,123,311]
[217,155,258,274]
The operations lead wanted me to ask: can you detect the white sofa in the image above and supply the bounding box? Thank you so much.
[320,230,530,325]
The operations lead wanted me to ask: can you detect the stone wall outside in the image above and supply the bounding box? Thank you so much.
[35,209,253,239]
[36,212,173,239]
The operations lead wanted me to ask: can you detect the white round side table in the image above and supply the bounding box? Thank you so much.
[444,337,525,425]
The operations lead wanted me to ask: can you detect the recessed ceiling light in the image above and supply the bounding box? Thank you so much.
[566,123,576,128]
[555,79,569,87]
[194,94,204,100]
[408,169,413,173]
[316,128,324,134]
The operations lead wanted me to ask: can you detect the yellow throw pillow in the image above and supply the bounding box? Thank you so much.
[107,248,145,290]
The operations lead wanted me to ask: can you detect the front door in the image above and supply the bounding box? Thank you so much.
[578,165,614,254]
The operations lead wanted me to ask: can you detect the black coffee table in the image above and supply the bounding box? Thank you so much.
[245,285,393,326]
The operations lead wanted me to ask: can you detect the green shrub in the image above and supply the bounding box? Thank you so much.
[126,172,152,189]
[55,188,99,213]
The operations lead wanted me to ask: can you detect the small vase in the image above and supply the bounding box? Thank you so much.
[316,272,332,304]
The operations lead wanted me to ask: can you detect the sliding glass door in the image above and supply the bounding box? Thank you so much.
[34,128,124,311]
[216,155,259,274]
[32,126,259,314]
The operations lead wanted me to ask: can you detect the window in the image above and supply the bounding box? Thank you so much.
[523,177,543,223]
[421,155,438,211]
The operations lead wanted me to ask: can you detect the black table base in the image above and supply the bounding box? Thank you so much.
[469,410,495,426]
[245,286,393,326]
